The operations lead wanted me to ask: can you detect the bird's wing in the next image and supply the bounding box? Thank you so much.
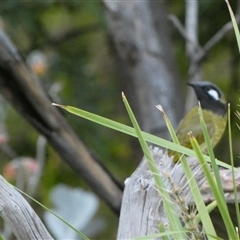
[168,109,216,162]
[176,123,215,149]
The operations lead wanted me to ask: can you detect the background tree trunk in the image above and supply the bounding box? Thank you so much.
[102,2,240,238]
[103,1,184,139]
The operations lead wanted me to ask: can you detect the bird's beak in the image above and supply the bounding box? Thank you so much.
[187,82,194,87]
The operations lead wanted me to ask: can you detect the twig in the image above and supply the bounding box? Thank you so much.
[170,9,240,63]
[200,18,240,62]
[185,0,199,58]
[27,135,47,196]
[169,14,201,52]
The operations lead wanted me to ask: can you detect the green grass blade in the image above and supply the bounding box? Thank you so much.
[13,185,89,240]
[132,231,191,240]
[225,0,240,53]
[122,94,185,239]
[189,133,237,239]
[157,105,217,238]
[158,222,169,240]
[198,105,225,201]
[206,201,218,214]
[156,105,182,160]
[194,201,217,226]
[52,103,237,171]
[52,103,190,155]
[228,104,240,231]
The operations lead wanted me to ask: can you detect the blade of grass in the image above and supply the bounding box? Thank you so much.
[189,133,237,239]
[228,104,240,232]
[158,222,169,240]
[198,104,225,201]
[194,201,217,225]
[156,105,182,160]
[157,105,217,238]
[225,0,240,52]
[122,94,185,239]
[13,185,89,240]
[132,231,192,240]
[52,103,193,156]
[52,103,237,171]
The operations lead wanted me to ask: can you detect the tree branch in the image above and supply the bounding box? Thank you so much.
[0,29,123,213]
[170,3,240,64]
[168,14,200,50]
[201,17,240,61]
[0,175,53,240]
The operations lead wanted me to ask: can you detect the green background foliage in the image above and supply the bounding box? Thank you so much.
[0,1,240,238]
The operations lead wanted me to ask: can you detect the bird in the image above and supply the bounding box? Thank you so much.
[168,81,227,163]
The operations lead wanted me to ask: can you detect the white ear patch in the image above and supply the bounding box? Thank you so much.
[208,89,219,100]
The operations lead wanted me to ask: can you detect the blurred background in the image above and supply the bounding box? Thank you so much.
[0,1,239,239]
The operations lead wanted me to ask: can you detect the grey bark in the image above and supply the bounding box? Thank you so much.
[117,147,240,239]
[103,1,183,138]
[184,0,203,113]
[0,175,53,240]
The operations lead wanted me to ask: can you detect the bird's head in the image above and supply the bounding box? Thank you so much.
[187,81,227,116]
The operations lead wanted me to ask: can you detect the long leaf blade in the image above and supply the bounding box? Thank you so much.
[122,94,185,239]
[157,105,216,238]
[189,133,237,239]
[52,103,237,171]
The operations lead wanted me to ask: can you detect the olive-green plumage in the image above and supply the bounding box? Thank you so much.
[169,81,227,163]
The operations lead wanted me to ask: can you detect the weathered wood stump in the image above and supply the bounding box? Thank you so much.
[117,147,240,239]
[0,175,53,240]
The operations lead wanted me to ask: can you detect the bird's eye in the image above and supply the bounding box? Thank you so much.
[207,89,219,101]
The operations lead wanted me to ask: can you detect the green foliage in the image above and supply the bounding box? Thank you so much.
[0,1,240,238]
[0,2,125,238]
[52,103,237,172]
[160,104,217,238]
[53,99,238,239]
[122,95,186,239]
[226,0,240,234]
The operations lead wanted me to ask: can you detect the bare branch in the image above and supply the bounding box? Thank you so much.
[201,17,240,62]
[169,14,200,50]
[0,29,123,213]
[27,136,47,196]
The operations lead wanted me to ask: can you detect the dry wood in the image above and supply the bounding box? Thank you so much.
[117,147,240,239]
[0,175,53,240]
